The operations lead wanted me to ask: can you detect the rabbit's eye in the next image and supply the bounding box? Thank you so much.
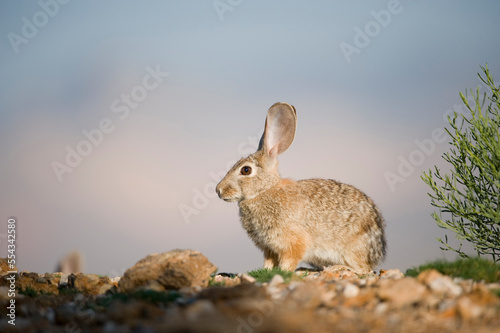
[240,166,252,175]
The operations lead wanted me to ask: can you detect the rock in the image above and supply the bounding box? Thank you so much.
[16,272,59,295]
[417,269,462,297]
[377,277,426,308]
[456,278,476,293]
[357,274,379,288]
[238,273,256,284]
[319,288,337,305]
[110,276,121,285]
[177,285,202,302]
[137,279,165,292]
[41,273,62,286]
[487,282,500,294]
[456,286,500,321]
[0,258,17,276]
[343,288,378,308]
[343,283,360,298]
[211,274,241,287]
[58,273,70,287]
[185,300,217,321]
[379,268,404,280]
[266,275,286,300]
[269,274,285,287]
[286,281,323,310]
[118,249,217,293]
[6,259,500,332]
[457,295,484,321]
[57,273,80,294]
[73,273,114,295]
[318,265,358,281]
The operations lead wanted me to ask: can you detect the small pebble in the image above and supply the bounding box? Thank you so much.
[343,283,360,298]
[239,273,256,284]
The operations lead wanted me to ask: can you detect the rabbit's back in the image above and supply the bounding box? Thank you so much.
[298,178,382,232]
[298,178,386,269]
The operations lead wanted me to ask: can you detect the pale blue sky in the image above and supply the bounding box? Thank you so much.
[1,1,499,275]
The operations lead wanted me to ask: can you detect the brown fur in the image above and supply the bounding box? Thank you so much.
[216,103,386,272]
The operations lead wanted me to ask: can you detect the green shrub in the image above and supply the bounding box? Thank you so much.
[422,64,500,261]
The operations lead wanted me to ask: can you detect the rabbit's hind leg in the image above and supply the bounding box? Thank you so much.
[263,248,279,269]
[277,240,306,271]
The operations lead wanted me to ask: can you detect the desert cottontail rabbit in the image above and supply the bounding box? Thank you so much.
[216,102,386,272]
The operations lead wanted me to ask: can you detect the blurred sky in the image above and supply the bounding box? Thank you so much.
[1,0,499,276]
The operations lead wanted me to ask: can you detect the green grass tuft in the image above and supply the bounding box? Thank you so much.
[19,285,39,297]
[247,267,295,283]
[58,287,79,296]
[96,290,181,307]
[208,278,226,287]
[405,257,500,283]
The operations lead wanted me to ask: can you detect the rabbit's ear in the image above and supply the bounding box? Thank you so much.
[259,102,297,158]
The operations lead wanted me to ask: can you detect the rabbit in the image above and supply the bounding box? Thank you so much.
[216,102,386,272]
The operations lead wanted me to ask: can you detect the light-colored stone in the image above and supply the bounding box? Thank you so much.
[457,295,483,320]
[343,283,360,298]
[118,249,217,293]
[319,265,359,281]
[343,288,378,308]
[137,279,166,292]
[59,273,70,287]
[379,268,404,280]
[110,276,121,285]
[456,285,500,321]
[73,273,113,295]
[377,277,426,308]
[287,281,323,309]
[320,289,337,304]
[239,273,256,284]
[269,274,285,286]
[418,269,462,297]
[266,274,287,300]
[211,274,241,287]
